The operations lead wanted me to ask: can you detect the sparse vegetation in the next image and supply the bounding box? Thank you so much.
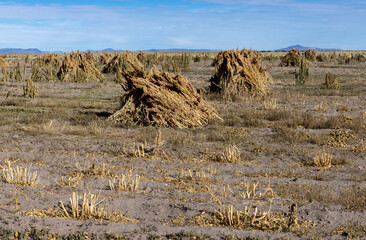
[0,50,365,238]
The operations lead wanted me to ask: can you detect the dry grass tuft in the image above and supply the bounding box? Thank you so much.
[109,53,218,128]
[72,155,115,178]
[108,170,141,192]
[57,51,103,82]
[21,192,136,223]
[1,161,40,186]
[201,202,307,232]
[56,173,83,188]
[279,48,301,67]
[218,145,241,163]
[59,192,105,220]
[313,152,332,168]
[314,102,327,112]
[210,49,272,100]
[262,98,277,110]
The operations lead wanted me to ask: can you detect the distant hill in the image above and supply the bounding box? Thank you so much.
[0,48,43,54]
[275,45,342,51]
[86,48,218,53]
[141,48,219,52]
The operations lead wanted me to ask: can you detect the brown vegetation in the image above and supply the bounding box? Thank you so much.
[279,48,301,66]
[57,51,103,82]
[0,56,10,67]
[110,53,218,127]
[304,49,317,62]
[210,49,272,100]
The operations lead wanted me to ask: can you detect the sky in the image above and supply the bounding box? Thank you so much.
[0,0,365,51]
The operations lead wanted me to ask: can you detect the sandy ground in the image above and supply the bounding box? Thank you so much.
[0,53,365,239]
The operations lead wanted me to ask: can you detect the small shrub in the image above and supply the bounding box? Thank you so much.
[1,67,8,84]
[324,72,340,90]
[295,55,309,85]
[193,55,201,62]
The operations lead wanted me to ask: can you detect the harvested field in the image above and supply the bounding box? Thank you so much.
[0,51,365,239]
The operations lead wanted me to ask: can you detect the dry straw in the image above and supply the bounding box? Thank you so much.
[210,49,272,100]
[38,53,61,66]
[0,56,10,67]
[279,48,302,67]
[1,161,40,186]
[304,49,317,62]
[109,52,218,128]
[324,72,340,90]
[98,52,112,65]
[103,51,145,76]
[23,78,38,98]
[57,51,103,82]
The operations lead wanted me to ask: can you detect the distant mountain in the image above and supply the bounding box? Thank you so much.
[275,45,342,51]
[0,48,43,54]
[86,48,218,53]
[85,48,124,53]
[141,48,219,52]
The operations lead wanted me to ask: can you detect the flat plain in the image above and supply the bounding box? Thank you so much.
[0,51,365,239]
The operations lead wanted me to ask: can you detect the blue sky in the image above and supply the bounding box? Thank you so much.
[0,0,365,51]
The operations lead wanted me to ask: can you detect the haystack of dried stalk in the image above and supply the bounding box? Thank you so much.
[109,53,218,128]
[98,53,112,65]
[137,51,146,65]
[210,49,272,99]
[39,53,61,66]
[279,48,302,67]
[57,51,103,82]
[0,57,9,67]
[103,51,144,75]
[304,49,317,62]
